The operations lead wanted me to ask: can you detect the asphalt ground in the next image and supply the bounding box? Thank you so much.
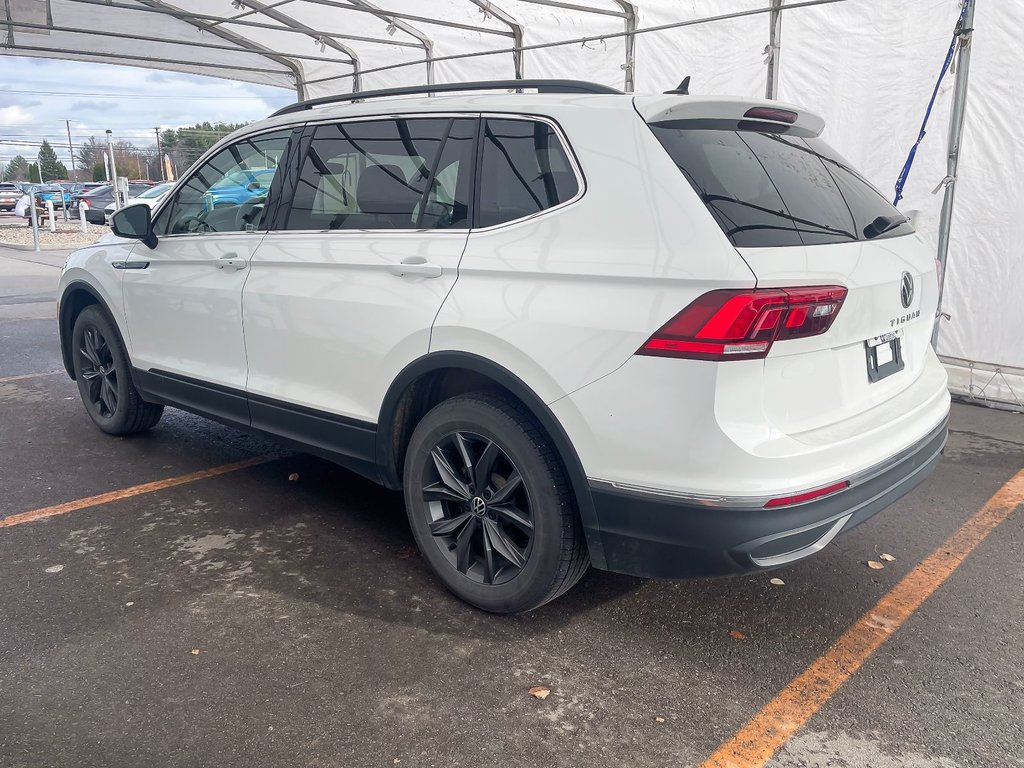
[1,245,1022,768]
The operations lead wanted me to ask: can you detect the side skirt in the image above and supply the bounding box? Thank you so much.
[133,368,381,483]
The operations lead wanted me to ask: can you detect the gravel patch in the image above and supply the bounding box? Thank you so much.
[0,218,109,249]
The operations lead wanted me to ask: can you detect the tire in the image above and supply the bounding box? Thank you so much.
[403,393,589,613]
[71,305,164,435]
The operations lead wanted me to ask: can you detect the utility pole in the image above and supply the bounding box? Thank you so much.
[154,127,164,181]
[66,120,78,182]
[765,0,783,99]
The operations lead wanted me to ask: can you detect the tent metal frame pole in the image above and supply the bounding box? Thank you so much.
[344,0,435,85]
[932,0,976,349]
[276,0,509,36]
[240,0,363,91]
[469,0,524,79]
[300,0,850,89]
[765,0,783,99]
[615,1,638,92]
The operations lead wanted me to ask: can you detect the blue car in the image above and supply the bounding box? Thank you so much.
[32,184,72,207]
[204,168,277,207]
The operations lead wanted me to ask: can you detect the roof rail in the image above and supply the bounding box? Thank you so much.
[270,79,622,117]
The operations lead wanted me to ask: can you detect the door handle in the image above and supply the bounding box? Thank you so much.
[388,257,442,279]
[215,254,247,271]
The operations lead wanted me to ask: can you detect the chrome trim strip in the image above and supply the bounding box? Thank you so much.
[589,413,949,510]
[749,513,851,567]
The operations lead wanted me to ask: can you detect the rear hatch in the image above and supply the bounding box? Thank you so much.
[638,96,937,436]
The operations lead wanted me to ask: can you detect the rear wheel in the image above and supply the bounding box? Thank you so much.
[72,305,163,435]
[404,393,589,613]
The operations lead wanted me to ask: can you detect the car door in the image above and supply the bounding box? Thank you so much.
[121,129,292,424]
[243,115,476,449]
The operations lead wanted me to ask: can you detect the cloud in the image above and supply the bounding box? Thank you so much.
[0,105,33,127]
[70,100,116,111]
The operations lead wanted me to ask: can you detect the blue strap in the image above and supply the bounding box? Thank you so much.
[893,0,972,207]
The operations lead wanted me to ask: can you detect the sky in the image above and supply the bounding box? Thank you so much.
[0,57,296,171]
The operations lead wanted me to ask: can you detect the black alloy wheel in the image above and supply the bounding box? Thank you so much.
[71,305,163,435]
[421,430,534,586]
[403,394,589,613]
[78,325,119,418]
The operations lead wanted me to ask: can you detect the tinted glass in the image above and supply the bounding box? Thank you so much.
[477,118,579,228]
[650,125,913,247]
[284,118,474,231]
[159,130,289,235]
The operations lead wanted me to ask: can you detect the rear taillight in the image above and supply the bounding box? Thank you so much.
[743,106,798,124]
[638,286,847,361]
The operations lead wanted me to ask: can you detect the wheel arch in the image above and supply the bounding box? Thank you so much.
[58,280,127,381]
[376,351,606,568]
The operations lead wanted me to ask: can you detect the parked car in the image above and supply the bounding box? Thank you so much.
[77,183,154,224]
[205,168,277,207]
[0,182,21,211]
[31,184,71,208]
[103,181,175,224]
[57,80,949,613]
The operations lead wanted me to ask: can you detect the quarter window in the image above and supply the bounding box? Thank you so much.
[283,118,475,231]
[476,118,579,228]
[158,131,289,235]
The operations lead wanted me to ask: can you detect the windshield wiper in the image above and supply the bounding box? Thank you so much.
[863,214,909,239]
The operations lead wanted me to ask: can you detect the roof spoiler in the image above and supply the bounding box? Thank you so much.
[634,95,825,137]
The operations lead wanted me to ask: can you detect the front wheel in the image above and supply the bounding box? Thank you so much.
[403,393,589,613]
[72,305,163,435]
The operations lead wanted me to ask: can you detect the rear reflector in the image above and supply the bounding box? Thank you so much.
[743,106,798,124]
[638,285,847,361]
[764,480,849,508]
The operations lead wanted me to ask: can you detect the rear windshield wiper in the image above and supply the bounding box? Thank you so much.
[863,214,909,239]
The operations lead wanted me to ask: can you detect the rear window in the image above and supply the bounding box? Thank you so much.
[649,124,913,247]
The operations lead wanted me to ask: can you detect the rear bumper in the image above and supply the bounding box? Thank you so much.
[587,414,948,578]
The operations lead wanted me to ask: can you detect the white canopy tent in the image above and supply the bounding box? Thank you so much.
[3,0,1021,407]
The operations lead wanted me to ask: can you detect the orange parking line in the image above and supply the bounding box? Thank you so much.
[0,371,61,384]
[0,456,272,529]
[700,467,1024,768]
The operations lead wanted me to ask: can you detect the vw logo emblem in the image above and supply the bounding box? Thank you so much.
[900,271,914,309]
[471,496,487,516]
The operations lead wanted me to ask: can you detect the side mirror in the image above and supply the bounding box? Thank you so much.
[246,181,263,192]
[110,203,158,249]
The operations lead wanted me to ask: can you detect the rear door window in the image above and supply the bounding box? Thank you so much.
[283,117,475,231]
[476,118,579,228]
[649,123,913,247]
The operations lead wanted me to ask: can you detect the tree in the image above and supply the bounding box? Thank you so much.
[38,140,69,180]
[27,162,42,183]
[93,161,107,182]
[2,155,29,182]
[76,136,103,171]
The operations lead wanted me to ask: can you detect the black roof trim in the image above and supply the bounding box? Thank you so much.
[270,79,622,118]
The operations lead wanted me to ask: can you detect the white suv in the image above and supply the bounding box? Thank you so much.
[58,80,950,613]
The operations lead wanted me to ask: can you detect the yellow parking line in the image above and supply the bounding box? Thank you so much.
[0,371,62,384]
[0,456,272,529]
[700,467,1024,768]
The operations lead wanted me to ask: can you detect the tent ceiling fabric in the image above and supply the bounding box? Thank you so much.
[2,0,1023,403]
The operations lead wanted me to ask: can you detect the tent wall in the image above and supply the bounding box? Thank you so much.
[2,0,1021,406]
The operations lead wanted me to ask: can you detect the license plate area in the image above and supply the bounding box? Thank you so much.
[865,331,904,382]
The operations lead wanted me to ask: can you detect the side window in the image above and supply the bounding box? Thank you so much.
[158,130,290,236]
[477,118,579,228]
[283,117,474,231]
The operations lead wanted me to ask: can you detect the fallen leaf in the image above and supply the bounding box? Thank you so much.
[393,760,401,765]
[191,649,200,655]
[879,553,896,562]
[397,546,417,559]
[528,686,550,700]
[729,629,747,641]
[867,560,884,570]
[769,577,785,586]
[654,716,666,723]
[288,473,299,482]
[125,602,134,607]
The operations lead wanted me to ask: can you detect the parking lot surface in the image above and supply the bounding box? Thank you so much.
[1,246,1022,768]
